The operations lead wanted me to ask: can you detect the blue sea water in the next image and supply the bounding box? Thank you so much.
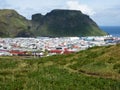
[100,26,120,37]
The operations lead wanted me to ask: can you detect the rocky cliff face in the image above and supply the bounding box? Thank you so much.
[32,9,107,37]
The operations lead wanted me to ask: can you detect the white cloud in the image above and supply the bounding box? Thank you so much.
[66,0,95,16]
[0,0,120,25]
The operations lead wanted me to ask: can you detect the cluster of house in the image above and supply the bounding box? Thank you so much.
[0,35,120,56]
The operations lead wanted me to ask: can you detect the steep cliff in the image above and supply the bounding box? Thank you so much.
[32,9,107,37]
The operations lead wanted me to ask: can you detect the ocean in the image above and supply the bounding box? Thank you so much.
[100,26,120,37]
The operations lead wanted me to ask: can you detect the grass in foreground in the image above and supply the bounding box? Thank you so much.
[0,44,120,90]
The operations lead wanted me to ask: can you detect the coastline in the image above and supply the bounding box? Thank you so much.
[100,26,120,37]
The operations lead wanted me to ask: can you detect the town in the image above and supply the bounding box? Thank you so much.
[0,35,120,56]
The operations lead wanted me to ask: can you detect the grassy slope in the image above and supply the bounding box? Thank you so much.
[0,44,120,90]
[0,9,30,37]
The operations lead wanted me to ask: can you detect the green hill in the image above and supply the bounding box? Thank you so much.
[0,9,33,37]
[0,44,120,89]
[32,9,107,37]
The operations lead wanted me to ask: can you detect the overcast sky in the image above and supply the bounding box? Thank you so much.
[0,0,120,26]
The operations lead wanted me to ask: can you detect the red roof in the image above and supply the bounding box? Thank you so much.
[49,49,74,54]
[9,50,26,55]
[49,50,62,54]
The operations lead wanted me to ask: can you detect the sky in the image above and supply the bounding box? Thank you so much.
[0,0,120,26]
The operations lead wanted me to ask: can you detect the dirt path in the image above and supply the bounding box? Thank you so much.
[58,61,78,73]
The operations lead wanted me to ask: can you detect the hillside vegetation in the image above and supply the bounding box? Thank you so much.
[0,44,120,89]
[0,9,33,37]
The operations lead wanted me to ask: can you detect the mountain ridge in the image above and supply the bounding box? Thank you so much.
[0,9,107,37]
[32,9,107,37]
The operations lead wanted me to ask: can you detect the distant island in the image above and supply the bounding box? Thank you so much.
[0,9,107,37]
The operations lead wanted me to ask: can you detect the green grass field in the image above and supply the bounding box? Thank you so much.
[0,44,120,90]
